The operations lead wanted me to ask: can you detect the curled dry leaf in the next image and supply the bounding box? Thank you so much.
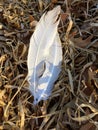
[82,63,98,96]
[71,35,93,48]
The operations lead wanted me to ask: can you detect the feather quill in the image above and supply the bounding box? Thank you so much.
[27,6,62,104]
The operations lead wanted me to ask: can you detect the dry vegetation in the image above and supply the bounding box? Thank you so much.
[0,0,98,130]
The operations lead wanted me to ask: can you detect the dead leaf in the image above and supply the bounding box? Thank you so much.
[29,15,35,22]
[61,13,68,22]
[71,35,93,48]
[80,122,96,130]
[82,63,98,96]
[51,0,58,4]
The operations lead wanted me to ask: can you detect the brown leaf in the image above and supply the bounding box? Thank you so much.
[29,15,35,22]
[61,13,68,22]
[82,63,98,96]
[80,122,96,130]
[51,0,58,4]
[71,35,93,48]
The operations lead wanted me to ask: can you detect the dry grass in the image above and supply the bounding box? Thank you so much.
[0,0,98,130]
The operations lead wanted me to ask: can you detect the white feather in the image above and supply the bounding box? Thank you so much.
[27,6,62,104]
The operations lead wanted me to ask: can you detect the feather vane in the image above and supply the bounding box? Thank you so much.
[27,6,62,104]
